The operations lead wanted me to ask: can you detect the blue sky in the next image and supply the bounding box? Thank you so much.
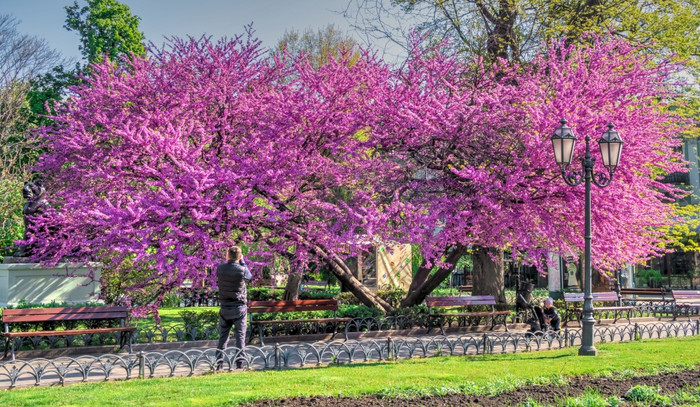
[1,0,384,64]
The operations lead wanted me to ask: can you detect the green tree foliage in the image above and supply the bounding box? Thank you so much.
[64,0,145,66]
[28,1,146,126]
[0,15,62,257]
[368,0,700,66]
[658,203,700,252]
[276,24,359,68]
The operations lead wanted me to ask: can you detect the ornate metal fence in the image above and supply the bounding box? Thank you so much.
[4,307,696,354]
[1,319,697,389]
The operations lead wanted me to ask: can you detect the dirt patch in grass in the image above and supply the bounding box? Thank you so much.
[246,368,700,406]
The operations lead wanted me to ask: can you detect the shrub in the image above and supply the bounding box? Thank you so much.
[252,310,332,321]
[378,289,406,308]
[635,269,664,288]
[337,289,406,309]
[337,292,361,305]
[299,290,337,300]
[161,292,182,308]
[388,305,428,318]
[179,309,219,330]
[337,305,383,319]
[248,287,284,301]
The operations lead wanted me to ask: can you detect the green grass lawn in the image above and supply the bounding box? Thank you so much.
[3,335,700,407]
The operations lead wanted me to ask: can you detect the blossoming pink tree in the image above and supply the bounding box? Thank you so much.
[26,32,686,314]
[377,38,687,306]
[27,34,405,313]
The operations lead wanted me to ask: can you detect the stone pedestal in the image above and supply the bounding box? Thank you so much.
[0,262,101,306]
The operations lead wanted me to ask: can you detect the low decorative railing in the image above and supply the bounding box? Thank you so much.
[4,304,696,353]
[0,320,697,389]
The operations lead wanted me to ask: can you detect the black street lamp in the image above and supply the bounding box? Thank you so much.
[551,119,623,356]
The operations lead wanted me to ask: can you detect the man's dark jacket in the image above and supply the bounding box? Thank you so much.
[217,259,251,306]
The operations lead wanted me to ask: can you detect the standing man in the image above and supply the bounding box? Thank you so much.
[216,246,252,368]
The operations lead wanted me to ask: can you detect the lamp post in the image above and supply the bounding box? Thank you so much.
[551,119,623,356]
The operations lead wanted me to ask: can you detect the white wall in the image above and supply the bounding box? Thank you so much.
[0,263,101,306]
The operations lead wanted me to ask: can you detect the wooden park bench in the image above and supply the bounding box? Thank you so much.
[671,290,700,320]
[563,292,633,326]
[619,288,671,318]
[247,299,352,346]
[425,295,510,335]
[619,288,669,304]
[2,306,135,361]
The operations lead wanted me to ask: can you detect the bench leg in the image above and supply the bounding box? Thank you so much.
[330,322,339,340]
[258,325,265,347]
[10,338,15,362]
[438,316,446,336]
[2,338,9,360]
[426,315,435,335]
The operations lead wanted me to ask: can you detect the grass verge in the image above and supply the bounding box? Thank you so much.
[2,336,700,407]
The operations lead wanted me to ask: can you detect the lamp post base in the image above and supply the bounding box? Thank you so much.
[578,346,598,356]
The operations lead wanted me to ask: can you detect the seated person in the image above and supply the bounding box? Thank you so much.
[542,297,560,331]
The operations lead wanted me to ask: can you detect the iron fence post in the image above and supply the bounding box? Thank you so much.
[564,328,569,347]
[138,351,145,379]
[482,333,488,354]
[274,343,281,370]
[387,336,393,360]
[634,323,639,341]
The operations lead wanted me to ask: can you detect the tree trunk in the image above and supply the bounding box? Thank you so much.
[400,245,467,307]
[326,254,393,312]
[288,226,392,312]
[472,246,506,304]
[283,272,303,301]
[308,243,392,312]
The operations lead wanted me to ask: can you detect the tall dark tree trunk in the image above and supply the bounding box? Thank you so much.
[400,245,467,307]
[472,246,506,304]
[283,272,303,301]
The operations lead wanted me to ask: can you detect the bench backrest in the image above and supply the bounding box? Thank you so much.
[564,292,620,303]
[456,285,473,292]
[2,306,128,324]
[425,296,496,308]
[672,290,700,304]
[247,299,339,314]
[619,288,666,296]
